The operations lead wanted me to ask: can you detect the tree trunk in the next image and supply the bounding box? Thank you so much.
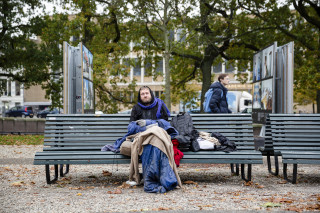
[164,51,171,111]
[317,32,320,113]
[317,89,320,113]
[163,0,171,111]
[200,45,219,112]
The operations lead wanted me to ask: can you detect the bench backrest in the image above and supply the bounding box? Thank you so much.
[44,114,255,151]
[269,114,320,152]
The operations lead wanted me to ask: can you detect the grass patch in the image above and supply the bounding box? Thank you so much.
[0,135,44,145]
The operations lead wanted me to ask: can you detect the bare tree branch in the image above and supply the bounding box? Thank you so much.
[171,51,202,61]
[292,0,320,29]
[145,21,160,48]
[97,84,133,104]
[177,61,200,86]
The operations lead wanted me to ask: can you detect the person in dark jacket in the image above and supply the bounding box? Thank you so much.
[209,74,232,113]
[130,86,170,122]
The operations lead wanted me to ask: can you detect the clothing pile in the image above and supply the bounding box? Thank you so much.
[129,126,182,193]
[102,119,181,193]
[169,112,237,152]
[101,113,237,193]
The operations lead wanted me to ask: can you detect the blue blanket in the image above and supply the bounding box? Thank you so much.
[141,144,178,193]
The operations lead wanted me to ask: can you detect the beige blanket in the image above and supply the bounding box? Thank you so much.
[129,126,182,188]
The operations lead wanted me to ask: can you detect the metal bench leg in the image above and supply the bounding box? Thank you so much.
[46,164,58,184]
[267,153,279,176]
[283,163,298,184]
[60,164,70,177]
[241,164,252,182]
[283,163,288,181]
[292,164,298,184]
[230,164,239,176]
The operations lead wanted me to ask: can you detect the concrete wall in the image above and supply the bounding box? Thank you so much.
[0,118,45,135]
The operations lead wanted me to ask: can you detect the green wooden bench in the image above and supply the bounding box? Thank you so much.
[268,113,320,183]
[34,114,263,184]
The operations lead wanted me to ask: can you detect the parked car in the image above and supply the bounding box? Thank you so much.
[5,106,34,118]
[117,109,132,114]
[36,108,60,118]
[188,109,201,114]
[241,107,252,114]
[95,111,103,115]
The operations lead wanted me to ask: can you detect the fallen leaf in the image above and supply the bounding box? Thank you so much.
[69,186,86,190]
[199,205,213,207]
[261,202,281,208]
[4,167,13,171]
[286,207,302,212]
[309,204,320,210]
[61,177,71,181]
[277,180,288,184]
[102,170,112,176]
[183,180,198,185]
[114,189,122,194]
[76,193,82,196]
[244,181,253,186]
[10,181,24,187]
[157,207,169,210]
[118,182,131,189]
[277,198,293,203]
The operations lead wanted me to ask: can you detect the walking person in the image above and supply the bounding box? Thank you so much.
[209,74,232,113]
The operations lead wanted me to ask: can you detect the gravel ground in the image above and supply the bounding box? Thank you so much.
[0,145,320,213]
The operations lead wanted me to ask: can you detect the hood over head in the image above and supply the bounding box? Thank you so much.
[137,86,155,105]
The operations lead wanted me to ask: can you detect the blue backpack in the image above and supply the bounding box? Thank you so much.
[203,88,223,113]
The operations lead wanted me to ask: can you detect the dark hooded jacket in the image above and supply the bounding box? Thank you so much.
[130,87,169,122]
[209,81,232,113]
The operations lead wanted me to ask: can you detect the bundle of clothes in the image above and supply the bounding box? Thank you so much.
[101,113,237,193]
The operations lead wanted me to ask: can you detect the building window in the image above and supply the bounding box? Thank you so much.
[155,57,163,75]
[225,62,235,73]
[144,57,153,76]
[110,59,120,76]
[71,36,79,42]
[169,30,174,41]
[130,92,135,102]
[15,81,21,96]
[133,58,141,76]
[122,58,131,75]
[0,79,7,96]
[154,91,163,98]
[8,80,11,96]
[212,63,222,73]
[176,29,186,42]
